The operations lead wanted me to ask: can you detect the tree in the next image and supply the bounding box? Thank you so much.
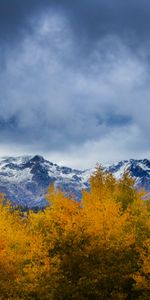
[0,169,150,299]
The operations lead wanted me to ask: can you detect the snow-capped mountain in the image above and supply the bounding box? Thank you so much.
[107,159,150,191]
[0,155,150,207]
[0,155,90,207]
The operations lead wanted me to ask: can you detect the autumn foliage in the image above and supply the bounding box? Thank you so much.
[0,167,150,299]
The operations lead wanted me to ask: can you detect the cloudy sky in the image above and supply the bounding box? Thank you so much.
[0,0,150,168]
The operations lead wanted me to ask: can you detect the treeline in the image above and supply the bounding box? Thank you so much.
[0,167,150,299]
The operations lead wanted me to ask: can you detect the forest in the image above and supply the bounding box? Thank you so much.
[0,167,150,299]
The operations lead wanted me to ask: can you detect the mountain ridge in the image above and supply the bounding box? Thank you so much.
[0,155,150,207]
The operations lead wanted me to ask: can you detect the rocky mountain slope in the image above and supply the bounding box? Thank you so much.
[0,155,150,207]
[107,159,150,191]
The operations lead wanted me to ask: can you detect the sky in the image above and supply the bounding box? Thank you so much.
[1,0,150,168]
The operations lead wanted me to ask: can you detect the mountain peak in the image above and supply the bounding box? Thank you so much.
[0,156,149,208]
[30,155,45,163]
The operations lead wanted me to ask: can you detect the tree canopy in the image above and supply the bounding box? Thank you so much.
[0,167,150,299]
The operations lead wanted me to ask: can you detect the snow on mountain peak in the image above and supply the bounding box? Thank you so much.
[0,156,149,207]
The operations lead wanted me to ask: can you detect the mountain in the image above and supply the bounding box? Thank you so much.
[0,155,90,207]
[0,155,150,207]
[107,159,150,191]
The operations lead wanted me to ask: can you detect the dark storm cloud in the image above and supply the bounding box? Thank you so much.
[1,0,150,46]
[0,0,43,44]
[59,0,150,49]
[0,1,150,167]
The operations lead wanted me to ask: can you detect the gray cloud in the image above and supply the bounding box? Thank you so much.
[1,1,150,47]
[0,1,150,167]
